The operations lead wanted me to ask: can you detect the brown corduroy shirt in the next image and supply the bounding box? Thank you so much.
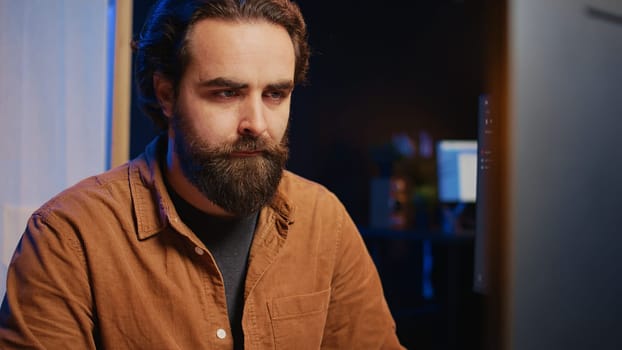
[0,137,405,349]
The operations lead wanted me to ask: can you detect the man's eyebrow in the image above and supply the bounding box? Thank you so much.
[198,77,247,89]
[198,78,294,91]
[267,80,295,91]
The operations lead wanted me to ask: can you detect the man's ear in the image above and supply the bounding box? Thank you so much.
[153,72,175,118]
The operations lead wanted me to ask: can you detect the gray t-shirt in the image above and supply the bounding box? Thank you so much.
[168,188,257,350]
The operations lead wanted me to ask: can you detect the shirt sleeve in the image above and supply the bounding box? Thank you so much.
[321,202,406,349]
[0,210,96,349]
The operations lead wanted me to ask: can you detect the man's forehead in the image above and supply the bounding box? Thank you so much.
[185,18,293,54]
[183,18,296,84]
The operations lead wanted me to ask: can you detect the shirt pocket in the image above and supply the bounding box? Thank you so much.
[267,288,331,350]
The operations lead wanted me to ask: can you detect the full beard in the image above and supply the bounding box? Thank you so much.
[172,115,289,217]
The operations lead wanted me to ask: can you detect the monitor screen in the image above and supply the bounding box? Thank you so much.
[436,140,478,203]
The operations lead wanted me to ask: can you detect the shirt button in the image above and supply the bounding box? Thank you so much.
[194,247,204,255]
[216,328,227,339]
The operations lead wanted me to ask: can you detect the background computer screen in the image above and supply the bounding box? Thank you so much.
[437,140,478,203]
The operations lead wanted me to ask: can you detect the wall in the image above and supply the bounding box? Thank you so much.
[0,0,110,296]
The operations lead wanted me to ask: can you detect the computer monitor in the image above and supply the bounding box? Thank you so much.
[473,93,493,294]
[436,140,478,203]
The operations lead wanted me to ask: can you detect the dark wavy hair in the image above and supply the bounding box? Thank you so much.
[132,0,310,130]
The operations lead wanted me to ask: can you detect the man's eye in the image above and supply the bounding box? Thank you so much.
[264,91,285,100]
[214,90,238,99]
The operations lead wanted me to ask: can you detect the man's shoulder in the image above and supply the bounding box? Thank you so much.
[279,170,342,208]
[35,162,135,221]
[281,170,329,194]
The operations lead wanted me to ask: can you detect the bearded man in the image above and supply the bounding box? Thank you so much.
[0,0,404,349]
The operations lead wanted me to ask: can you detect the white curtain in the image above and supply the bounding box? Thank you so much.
[0,0,110,297]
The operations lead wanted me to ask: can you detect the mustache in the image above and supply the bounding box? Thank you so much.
[191,135,288,157]
[228,136,271,153]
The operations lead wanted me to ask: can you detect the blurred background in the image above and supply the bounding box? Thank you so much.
[1,0,621,349]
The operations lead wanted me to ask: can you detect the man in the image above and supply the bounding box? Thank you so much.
[0,0,404,348]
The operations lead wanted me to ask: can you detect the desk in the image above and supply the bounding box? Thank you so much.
[359,228,481,350]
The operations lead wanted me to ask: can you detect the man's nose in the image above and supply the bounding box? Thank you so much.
[238,95,267,137]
